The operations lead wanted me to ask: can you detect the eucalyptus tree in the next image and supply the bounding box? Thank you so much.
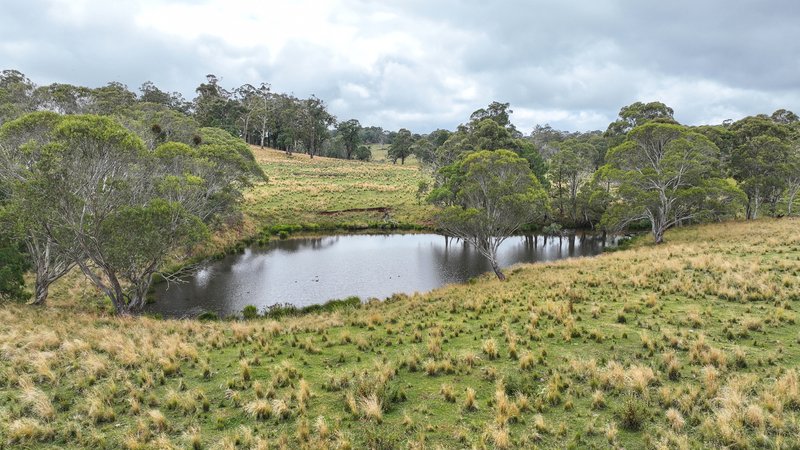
[0,70,37,125]
[549,139,593,222]
[603,122,745,244]
[431,118,547,184]
[88,82,137,116]
[337,119,362,159]
[275,93,302,153]
[0,111,77,304]
[299,95,335,158]
[250,83,273,148]
[0,112,261,314]
[786,153,800,216]
[193,74,243,135]
[0,209,28,301]
[117,102,200,150]
[469,101,519,136]
[389,128,414,164]
[139,81,173,106]
[34,83,93,115]
[728,116,795,218]
[429,150,548,280]
[235,83,258,144]
[605,101,676,137]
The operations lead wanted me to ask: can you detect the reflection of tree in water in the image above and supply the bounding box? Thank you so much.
[433,233,610,281]
[263,236,338,253]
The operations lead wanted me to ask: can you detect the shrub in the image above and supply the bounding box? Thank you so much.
[241,305,259,320]
[197,311,218,321]
[614,395,649,431]
[0,236,29,301]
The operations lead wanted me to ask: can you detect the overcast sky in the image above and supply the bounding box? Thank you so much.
[2,0,798,133]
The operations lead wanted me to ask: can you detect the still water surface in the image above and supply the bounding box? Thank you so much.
[149,233,613,317]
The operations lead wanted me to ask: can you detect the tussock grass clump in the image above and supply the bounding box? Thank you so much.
[482,338,499,359]
[463,387,478,411]
[244,399,272,420]
[359,394,383,423]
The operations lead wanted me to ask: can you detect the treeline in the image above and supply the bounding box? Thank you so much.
[417,101,798,277]
[0,70,394,161]
[0,70,266,313]
[412,101,799,231]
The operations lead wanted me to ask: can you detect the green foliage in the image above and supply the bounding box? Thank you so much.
[388,128,414,164]
[0,111,260,313]
[263,296,361,319]
[605,101,676,138]
[0,70,37,125]
[424,103,549,185]
[728,116,796,218]
[0,225,28,301]
[549,139,594,222]
[432,150,548,279]
[98,199,208,281]
[337,119,362,159]
[193,75,243,135]
[241,305,259,319]
[197,311,219,321]
[117,102,199,149]
[354,144,372,161]
[614,395,649,431]
[603,122,745,243]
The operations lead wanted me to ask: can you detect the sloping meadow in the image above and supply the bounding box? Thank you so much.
[1,219,798,448]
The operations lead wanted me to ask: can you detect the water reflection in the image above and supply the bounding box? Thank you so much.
[149,232,614,317]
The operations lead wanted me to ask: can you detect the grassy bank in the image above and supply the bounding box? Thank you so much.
[1,218,798,448]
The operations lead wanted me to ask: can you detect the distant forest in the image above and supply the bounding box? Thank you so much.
[2,68,798,227]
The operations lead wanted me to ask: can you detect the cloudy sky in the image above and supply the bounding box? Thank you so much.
[2,0,798,133]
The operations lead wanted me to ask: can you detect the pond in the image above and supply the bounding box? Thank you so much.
[148,232,615,317]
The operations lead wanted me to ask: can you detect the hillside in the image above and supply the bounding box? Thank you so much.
[196,146,434,259]
[1,218,798,448]
[245,146,432,229]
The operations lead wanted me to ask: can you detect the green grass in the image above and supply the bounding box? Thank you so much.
[244,146,431,228]
[368,143,420,167]
[1,218,799,448]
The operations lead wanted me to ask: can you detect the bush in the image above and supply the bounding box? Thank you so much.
[503,372,538,396]
[241,305,259,320]
[614,395,649,431]
[0,236,29,301]
[197,311,219,321]
[354,145,372,161]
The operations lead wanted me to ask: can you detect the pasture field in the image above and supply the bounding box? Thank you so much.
[1,218,799,448]
[245,147,431,229]
[368,144,421,167]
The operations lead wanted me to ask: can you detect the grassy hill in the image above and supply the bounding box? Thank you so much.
[1,216,799,448]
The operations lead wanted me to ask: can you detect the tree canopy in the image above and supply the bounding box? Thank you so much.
[430,150,548,280]
[603,123,745,243]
